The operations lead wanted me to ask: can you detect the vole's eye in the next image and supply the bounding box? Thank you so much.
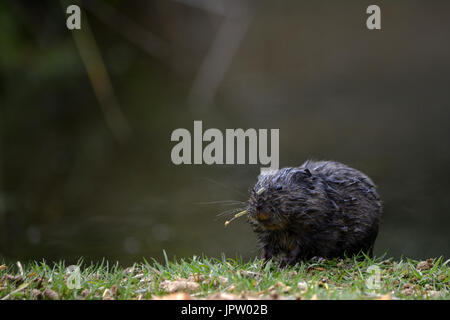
[292,168,312,184]
[275,185,282,191]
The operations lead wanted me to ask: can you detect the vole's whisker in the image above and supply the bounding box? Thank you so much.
[200,178,247,197]
[195,200,247,206]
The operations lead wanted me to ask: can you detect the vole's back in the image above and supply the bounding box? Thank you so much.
[247,160,382,264]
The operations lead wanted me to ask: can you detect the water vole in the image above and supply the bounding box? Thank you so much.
[246,160,382,266]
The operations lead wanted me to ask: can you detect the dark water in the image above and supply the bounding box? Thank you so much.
[1,0,449,265]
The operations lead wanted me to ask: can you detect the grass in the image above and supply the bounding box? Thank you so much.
[0,253,449,300]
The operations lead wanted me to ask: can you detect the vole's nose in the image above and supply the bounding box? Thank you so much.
[257,212,269,221]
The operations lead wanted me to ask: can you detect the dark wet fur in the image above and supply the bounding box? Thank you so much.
[247,160,382,266]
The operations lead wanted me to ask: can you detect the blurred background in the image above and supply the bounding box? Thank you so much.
[1,0,449,265]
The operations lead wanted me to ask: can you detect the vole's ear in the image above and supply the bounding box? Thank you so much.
[292,168,312,183]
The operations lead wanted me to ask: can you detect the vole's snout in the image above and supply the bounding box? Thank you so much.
[256,212,269,221]
[248,185,284,229]
[254,210,283,230]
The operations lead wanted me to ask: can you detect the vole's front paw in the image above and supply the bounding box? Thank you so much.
[278,255,299,269]
[278,258,289,269]
[260,247,276,269]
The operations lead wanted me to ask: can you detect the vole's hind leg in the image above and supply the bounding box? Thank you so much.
[261,246,275,267]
